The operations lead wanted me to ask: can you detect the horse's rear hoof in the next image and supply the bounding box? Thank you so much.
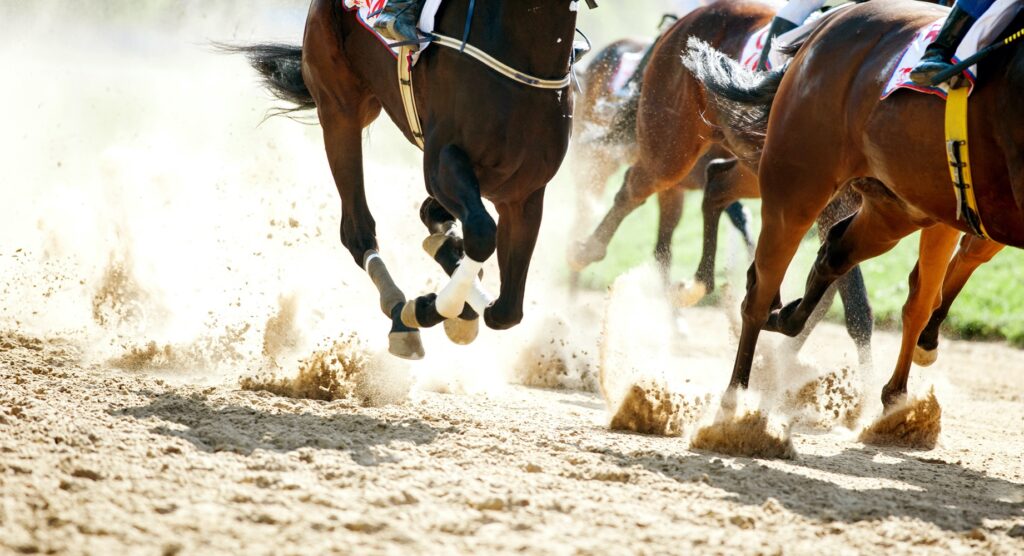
[389,330,425,360]
[567,240,604,272]
[671,280,707,308]
[444,317,479,345]
[913,345,938,367]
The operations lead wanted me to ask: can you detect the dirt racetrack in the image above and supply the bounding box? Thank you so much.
[2,3,1023,555]
[3,308,1024,555]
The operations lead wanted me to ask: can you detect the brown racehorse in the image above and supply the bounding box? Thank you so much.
[232,1,584,359]
[568,1,874,364]
[686,1,1024,410]
[570,37,754,291]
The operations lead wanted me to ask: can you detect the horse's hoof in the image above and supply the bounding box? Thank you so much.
[567,240,604,272]
[913,345,938,367]
[444,317,479,345]
[880,389,906,412]
[672,280,707,308]
[388,330,425,360]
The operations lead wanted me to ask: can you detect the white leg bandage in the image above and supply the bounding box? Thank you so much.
[466,278,494,316]
[435,258,484,319]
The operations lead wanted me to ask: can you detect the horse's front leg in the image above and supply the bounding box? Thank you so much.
[400,145,497,342]
[485,188,545,330]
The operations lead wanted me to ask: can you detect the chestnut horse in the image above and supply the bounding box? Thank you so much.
[570,37,754,290]
[686,1,1024,409]
[234,1,584,359]
[568,1,874,364]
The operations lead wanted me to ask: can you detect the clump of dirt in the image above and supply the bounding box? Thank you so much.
[243,334,410,406]
[109,323,251,372]
[859,389,942,450]
[513,316,597,392]
[784,367,863,430]
[691,411,796,459]
[608,379,708,436]
[262,294,303,362]
[91,253,152,328]
[109,341,186,371]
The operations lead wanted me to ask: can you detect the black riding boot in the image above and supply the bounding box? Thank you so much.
[910,5,976,85]
[757,18,799,70]
[374,0,428,47]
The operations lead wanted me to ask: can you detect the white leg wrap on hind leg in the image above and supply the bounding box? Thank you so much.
[466,278,494,316]
[436,258,484,319]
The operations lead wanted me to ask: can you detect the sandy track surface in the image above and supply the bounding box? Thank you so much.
[3,306,1023,555]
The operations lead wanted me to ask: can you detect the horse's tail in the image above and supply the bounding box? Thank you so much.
[682,37,787,147]
[220,43,316,117]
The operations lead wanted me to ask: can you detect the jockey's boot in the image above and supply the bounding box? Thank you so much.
[910,5,976,85]
[757,18,798,71]
[374,0,428,47]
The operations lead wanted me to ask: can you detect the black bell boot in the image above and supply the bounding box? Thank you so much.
[757,17,799,70]
[910,5,977,85]
[374,0,428,47]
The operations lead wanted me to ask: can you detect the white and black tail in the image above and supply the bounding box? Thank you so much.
[682,37,788,152]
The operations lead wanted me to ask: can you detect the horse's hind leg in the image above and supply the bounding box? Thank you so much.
[654,186,685,287]
[765,195,918,341]
[684,158,758,306]
[304,8,422,359]
[915,234,1003,365]
[783,191,874,368]
[418,197,481,345]
[880,225,961,409]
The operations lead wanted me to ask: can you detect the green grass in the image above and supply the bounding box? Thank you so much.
[575,176,1024,348]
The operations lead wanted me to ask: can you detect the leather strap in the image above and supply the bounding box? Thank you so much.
[944,86,989,239]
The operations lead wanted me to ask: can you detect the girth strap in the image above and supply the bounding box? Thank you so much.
[944,86,990,239]
[397,46,425,149]
[394,32,571,151]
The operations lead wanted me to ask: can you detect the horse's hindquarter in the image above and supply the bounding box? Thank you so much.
[634,3,774,173]
[778,1,1022,244]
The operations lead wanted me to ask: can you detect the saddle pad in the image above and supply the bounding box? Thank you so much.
[740,23,774,70]
[738,3,838,71]
[609,49,646,95]
[342,0,444,59]
[882,0,1021,99]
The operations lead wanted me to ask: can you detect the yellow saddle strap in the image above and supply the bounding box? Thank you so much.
[944,86,990,239]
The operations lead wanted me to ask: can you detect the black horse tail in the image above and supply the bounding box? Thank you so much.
[220,43,316,117]
[682,37,787,147]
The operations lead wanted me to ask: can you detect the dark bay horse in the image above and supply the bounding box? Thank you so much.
[686,0,1024,410]
[570,37,754,292]
[568,1,874,364]
[234,1,583,359]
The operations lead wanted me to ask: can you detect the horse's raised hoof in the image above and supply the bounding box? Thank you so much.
[388,330,425,360]
[764,298,803,337]
[671,280,708,308]
[443,317,479,345]
[567,239,605,272]
[913,345,938,367]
